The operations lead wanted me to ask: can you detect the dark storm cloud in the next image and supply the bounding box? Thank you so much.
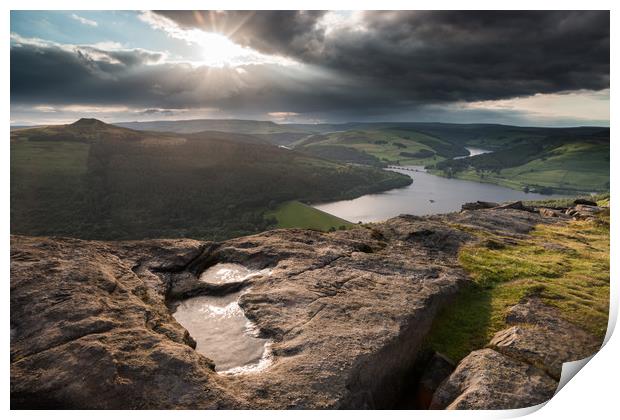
[11,11,610,123]
[154,10,326,56]
[10,43,174,106]
[155,10,610,102]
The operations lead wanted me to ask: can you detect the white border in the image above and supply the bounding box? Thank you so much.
[2,1,617,419]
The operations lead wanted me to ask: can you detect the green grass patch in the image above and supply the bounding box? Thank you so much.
[425,212,610,361]
[265,200,355,231]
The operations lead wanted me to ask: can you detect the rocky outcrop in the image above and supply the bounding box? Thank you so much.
[430,298,602,409]
[10,208,596,409]
[566,204,605,220]
[533,200,607,222]
[461,201,499,211]
[461,199,607,223]
[539,207,562,218]
[573,199,598,206]
[491,201,536,212]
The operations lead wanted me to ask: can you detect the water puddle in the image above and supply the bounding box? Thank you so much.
[172,289,272,374]
[199,263,270,285]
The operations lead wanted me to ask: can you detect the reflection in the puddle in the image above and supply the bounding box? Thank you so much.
[172,290,272,374]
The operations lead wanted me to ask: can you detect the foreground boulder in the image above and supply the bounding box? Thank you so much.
[573,199,598,206]
[430,298,602,409]
[10,209,580,409]
[411,352,456,409]
[566,204,604,220]
[461,201,499,211]
[430,348,557,410]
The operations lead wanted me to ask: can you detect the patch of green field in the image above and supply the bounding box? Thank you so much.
[265,200,355,231]
[425,211,610,361]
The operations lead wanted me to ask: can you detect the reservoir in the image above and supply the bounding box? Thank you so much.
[454,147,493,159]
[313,164,565,223]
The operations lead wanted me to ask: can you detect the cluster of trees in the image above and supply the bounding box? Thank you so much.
[431,142,550,176]
[400,149,435,159]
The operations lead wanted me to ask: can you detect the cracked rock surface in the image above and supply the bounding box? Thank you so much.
[11,209,567,409]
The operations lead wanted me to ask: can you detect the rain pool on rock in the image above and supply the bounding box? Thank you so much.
[172,264,272,374]
[313,165,566,223]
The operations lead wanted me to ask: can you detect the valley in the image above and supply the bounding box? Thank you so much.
[118,119,610,195]
[10,119,410,240]
[11,118,609,242]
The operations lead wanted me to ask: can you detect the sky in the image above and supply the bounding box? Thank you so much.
[10,10,610,126]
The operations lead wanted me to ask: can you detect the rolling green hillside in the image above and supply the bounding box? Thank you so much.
[429,132,609,194]
[294,129,467,167]
[11,119,410,240]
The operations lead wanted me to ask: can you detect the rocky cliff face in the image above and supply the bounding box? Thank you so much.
[10,207,603,409]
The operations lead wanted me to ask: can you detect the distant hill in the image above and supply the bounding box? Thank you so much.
[115,119,313,146]
[115,119,609,153]
[11,118,146,143]
[11,119,411,240]
[116,118,291,133]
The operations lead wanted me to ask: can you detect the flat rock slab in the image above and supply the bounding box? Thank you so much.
[11,210,552,409]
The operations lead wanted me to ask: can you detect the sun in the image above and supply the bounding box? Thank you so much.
[197,31,246,67]
[193,31,293,68]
